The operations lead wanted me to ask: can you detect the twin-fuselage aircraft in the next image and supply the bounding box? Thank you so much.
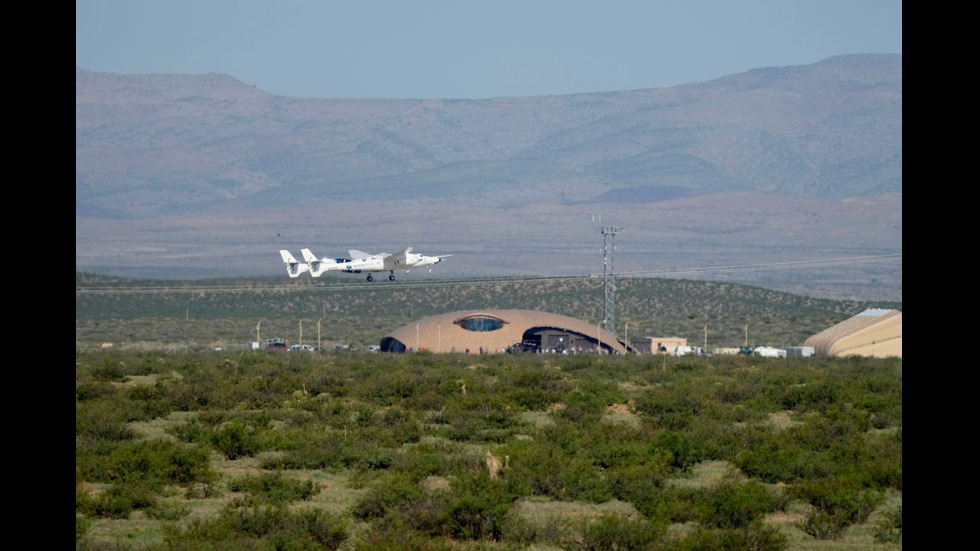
[280,247,450,282]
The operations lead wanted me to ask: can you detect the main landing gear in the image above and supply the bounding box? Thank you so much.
[365,271,397,282]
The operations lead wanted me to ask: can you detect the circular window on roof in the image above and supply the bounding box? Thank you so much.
[455,315,506,332]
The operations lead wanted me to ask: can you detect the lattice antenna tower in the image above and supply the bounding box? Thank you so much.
[594,216,623,334]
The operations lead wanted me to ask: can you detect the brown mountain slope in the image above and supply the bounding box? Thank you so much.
[75,55,901,300]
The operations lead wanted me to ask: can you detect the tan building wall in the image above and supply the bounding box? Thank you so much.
[804,309,902,358]
[381,310,627,354]
[647,337,688,355]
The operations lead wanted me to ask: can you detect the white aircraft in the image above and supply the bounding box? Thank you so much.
[280,247,450,282]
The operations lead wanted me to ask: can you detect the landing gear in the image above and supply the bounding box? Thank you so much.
[366,274,374,282]
[389,271,396,281]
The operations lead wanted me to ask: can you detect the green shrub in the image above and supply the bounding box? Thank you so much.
[263,437,355,471]
[352,474,422,520]
[79,439,215,489]
[75,414,136,446]
[75,380,116,401]
[575,513,664,551]
[75,515,91,545]
[212,421,260,459]
[164,504,349,550]
[671,521,788,551]
[391,449,449,480]
[780,381,840,412]
[564,461,614,503]
[395,490,453,536]
[585,424,652,469]
[609,466,669,518]
[92,362,127,382]
[145,499,191,520]
[169,417,210,444]
[302,508,350,550]
[791,476,882,540]
[356,516,456,551]
[633,390,700,431]
[652,430,700,471]
[873,504,902,543]
[503,440,573,500]
[501,507,570,546]
[91,492,136,519]
[228,470,321,504]
[357,446,397,470]
[657,488,701,525]
[75,394,137,445]
[80,481,157,519]
[446,474,512,541]
[697,480,778,529]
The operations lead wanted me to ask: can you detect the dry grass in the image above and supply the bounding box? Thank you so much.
[603,401,640,427]
[768,410,804,431]
[667,460,745,489]
[126,414,189,442]
[486,450,502,479]
[520,411,555,428]
[511,495,642,523]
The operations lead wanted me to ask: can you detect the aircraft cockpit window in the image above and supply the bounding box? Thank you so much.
[455,315,506,332]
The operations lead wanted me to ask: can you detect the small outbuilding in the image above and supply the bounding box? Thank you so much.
[786,346,815,357]
[804,308,902,358]
[380,310,628,354]
[754,346,787,358]
[643,337,688,355]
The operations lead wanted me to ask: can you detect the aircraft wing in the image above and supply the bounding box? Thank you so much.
[387,248,415,269]
[349,249,383,260]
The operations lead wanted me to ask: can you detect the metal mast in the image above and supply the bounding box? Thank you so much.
[597,225,623,334]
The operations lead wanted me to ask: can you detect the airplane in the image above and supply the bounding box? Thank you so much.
[280,247,450,282]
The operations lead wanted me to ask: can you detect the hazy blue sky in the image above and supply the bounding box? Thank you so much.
[76,0,901,99]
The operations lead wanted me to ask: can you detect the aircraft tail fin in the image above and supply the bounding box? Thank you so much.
[280,250,309,278]
[300,248,325,277]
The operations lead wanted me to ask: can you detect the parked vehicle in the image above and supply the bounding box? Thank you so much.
[289,344,318,352]
[264,338,288,351]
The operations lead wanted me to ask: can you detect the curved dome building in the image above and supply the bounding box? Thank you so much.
[380,310,628,354]
[804,308,902,358]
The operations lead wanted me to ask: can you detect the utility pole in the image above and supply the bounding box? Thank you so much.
[624,322,630,354]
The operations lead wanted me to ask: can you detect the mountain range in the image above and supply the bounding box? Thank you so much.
[75,54,901,301]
